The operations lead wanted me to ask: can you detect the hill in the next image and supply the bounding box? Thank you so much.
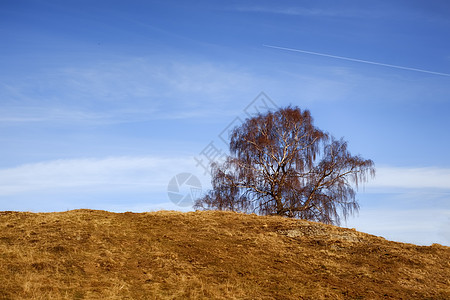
[0,209,449,299]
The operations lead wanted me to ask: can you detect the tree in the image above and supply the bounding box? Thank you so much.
[194,106,375,225]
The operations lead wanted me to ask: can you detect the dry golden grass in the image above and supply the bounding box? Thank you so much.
[0,209,449,299]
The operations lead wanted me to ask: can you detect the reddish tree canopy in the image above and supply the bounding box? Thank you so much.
[194,106,375,225]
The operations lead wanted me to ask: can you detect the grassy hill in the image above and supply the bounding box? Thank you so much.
[0,209,449,299]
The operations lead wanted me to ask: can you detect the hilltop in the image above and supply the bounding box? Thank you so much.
[0,209,449,299]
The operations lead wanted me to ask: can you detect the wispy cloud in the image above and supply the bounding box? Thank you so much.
[350,165,450,246]
[232,4,438,21]
[233,5,379,18]
[58,59,260,107]
[0,156,206,196]
[234,6,353,17]
[368,166,450,190]
[0,58,266,124]
[0,107,116,124]
[346,207,450,246]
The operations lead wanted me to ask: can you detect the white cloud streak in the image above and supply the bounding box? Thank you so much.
[264,45,450,77]
[0,59,265,124]
[346,208,450,246]
[0,107,115,124]
[0,156,206,196]
[234,6,359,18]
[368,166,450,190]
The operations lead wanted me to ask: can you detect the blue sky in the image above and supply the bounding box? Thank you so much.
[1,0,450,246]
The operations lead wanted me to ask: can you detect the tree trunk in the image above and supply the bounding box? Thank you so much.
[275,193,284,215]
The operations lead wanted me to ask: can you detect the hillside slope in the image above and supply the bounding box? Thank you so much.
[0,209,449,299]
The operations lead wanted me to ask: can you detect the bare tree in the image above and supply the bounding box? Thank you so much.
[194,106,375,225]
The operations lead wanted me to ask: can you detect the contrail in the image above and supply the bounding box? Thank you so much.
[263,44,450,77]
